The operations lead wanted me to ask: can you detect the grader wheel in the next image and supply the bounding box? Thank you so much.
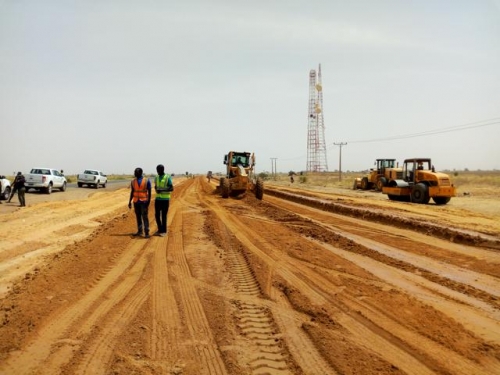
[255,178,264,200]
[221,178,230,198]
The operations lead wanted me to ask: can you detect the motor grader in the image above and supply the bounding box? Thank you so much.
[382,158,456,204]
[219,151,264,200]
[353,158,403,191]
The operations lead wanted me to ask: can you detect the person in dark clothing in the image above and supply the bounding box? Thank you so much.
[154,164,173,237]
[8,172,26,207]
[128,167,151,238]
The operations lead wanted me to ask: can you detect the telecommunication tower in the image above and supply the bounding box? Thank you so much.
[306,64,328,172]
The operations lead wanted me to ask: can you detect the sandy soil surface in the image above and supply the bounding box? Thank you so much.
[1,177,500,374]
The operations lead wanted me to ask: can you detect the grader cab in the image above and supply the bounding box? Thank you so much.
[219,151,264,200]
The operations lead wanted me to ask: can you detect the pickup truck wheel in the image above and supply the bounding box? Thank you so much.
[78,183,83,188]
[2,187,11,200]
[46,184,52,194]
[60,182,67,192]
[94,182,99,189]
[102,182,107,188]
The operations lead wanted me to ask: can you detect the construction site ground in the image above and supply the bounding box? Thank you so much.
[1,176,500,375]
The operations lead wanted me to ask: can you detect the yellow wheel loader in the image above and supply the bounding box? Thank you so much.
[219,151,264,200]
[353,159,402,191]
[382,158,456,204]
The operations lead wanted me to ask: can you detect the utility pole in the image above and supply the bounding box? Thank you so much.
[270,158,277,180]
[333,142,347,181]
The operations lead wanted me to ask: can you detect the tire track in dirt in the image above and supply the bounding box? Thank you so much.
[203,193,337,374]
[264,195,500,310]
[216,220,292,374]
[0,239,150,374]
[167,181,228,374]
[0,189,129,297]
[265,187,500,249]
[73,281,151,375]
[213,200,441,375]
[207,183,500,374]
[149,227,182,364]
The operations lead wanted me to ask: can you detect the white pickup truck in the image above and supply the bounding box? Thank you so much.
[0,175,12,200]
[24,168,67,194]
[77,170,108,189]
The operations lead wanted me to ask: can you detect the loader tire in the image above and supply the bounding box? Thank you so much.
[222,178,230,198]
[411,183,430,204]
[361,177,370,190]
[255,178,264,200]
[376,177,387,191]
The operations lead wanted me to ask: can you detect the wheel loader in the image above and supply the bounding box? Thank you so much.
[219,151,264,200]
[382,158,456,204]
[353,159,403,191]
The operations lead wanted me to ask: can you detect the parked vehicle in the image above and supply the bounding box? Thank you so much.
[77,169,108,189]
[24,168,67,194]
[0,175,12,200]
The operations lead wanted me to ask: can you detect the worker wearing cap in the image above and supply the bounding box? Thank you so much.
[154,164,173,237]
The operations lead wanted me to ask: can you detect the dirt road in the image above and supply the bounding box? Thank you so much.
[1,177,500,374]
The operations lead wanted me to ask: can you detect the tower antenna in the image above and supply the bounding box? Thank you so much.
[306,64,328,172]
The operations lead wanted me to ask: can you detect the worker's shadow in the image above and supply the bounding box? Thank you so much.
[109,233,143,237]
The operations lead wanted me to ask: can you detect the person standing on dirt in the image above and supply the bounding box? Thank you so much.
[154,164,173,237]
[128,167,151,238]
[8,172,26,207]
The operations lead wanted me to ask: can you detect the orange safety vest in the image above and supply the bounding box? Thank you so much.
[132,178,149,202]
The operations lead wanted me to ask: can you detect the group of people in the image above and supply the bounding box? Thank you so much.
[0,172,27,207]
[2,167,173,239]
[128,164,174,239]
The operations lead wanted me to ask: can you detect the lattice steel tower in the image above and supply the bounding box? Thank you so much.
[306,64,328,172]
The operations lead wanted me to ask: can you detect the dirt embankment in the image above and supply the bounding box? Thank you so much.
[1,177,500,374]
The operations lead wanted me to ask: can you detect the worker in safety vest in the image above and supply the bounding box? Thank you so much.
[154,164,174,237]
[128,167,152,238]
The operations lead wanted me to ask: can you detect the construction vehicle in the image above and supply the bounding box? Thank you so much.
[219,151,264,200]
[382,158,456,204]
[353,159,403,191]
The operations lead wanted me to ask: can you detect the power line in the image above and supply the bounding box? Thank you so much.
[278,116,500,163]
[347,117,500,144]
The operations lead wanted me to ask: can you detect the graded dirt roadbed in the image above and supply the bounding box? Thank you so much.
[1,177,499,374]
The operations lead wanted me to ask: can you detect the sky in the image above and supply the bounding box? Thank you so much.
[1,0,499,176]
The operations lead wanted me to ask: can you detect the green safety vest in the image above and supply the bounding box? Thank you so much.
[155,174,172,200]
